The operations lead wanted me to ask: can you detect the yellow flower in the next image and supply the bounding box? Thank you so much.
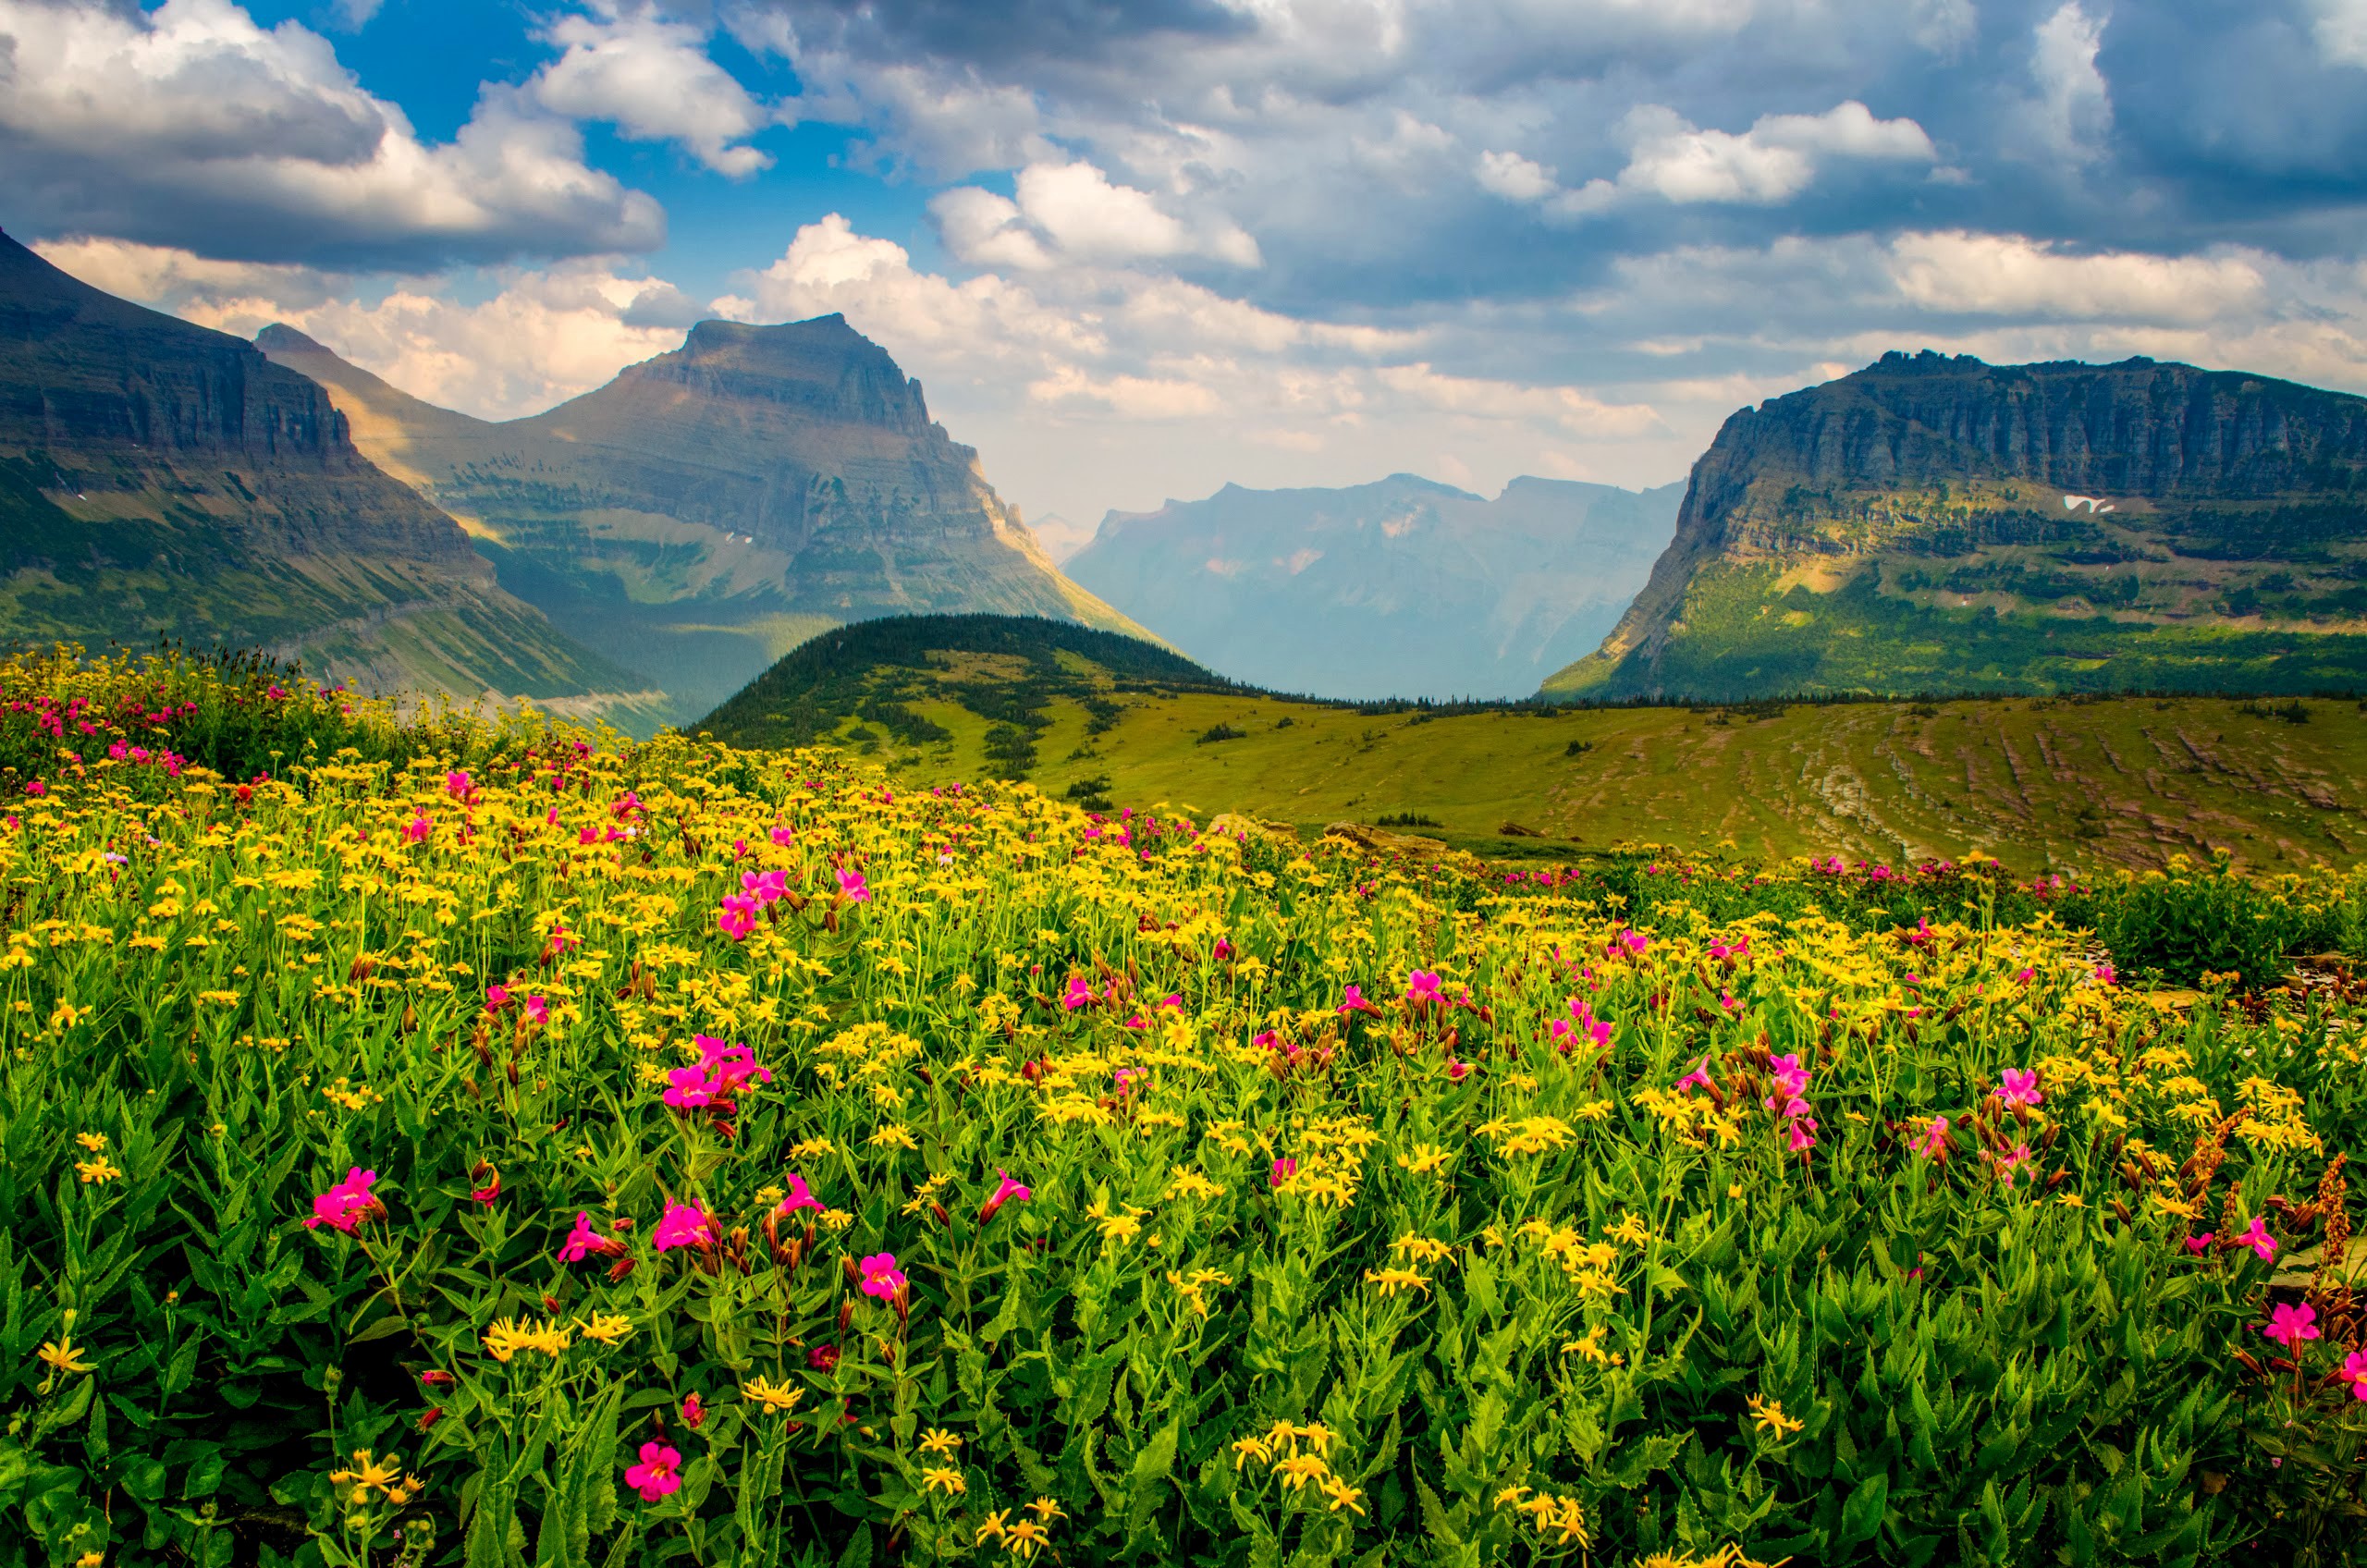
[1231,1436,1272,1469]
[1024,1497,1066,1523]
[1394,1144,1453,1174]
[1272,1452,1331,1489]
[37,1335,92,1376]
[742,1375,801,1414]
[918,1427,963,1455]
[484,1316,570,1362]
[575,1313,633,1346]
[1318,1475,1366,1515]
[1608,1211,1651,1247]
[1495,1484,1533,1507]
[1746,1393,1805,1439]
[974,1511,1011,1547]
[74,1133,106,1151]
[75,1553,104,1568]
[1390,1233,1453,1264]
[1562,1326,1610,1364]
[327,1450,403,1493]
[920,1465,966,1495]
[75,1158,121,1184]
[1362,1267,1431,1297]
[1002,1519,1051,1560]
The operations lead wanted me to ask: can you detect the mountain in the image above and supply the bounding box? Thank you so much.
[257,318,1151,726]
[1064,473,1683,700]
[1544,351,2367,700]
[696,613,1241,779]
[0,228,640,709]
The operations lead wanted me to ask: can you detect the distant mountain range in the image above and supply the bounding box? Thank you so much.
[0,228,642,711]
[1548,350,2367,700]
[257,317,1146,725]
[1066,473,1681,699]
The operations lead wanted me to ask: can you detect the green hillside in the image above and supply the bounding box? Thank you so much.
[699,617,2366,874]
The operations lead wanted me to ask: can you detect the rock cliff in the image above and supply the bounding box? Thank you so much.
[1545,352,2367,700]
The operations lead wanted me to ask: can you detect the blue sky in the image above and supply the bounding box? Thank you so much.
[5,0,2366,554]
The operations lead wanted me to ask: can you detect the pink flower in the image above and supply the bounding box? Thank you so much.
[2343,1349,2367,1403]
[1993,1143,2034,1182]
[2092,962,2116,986]
[1994,1068,2042,1109]
[808,1343,840,1372]
[2014,967,2036,985]
[1785,1117,1819,1154]
[652,1202,716,1252]
[836,868,871,902]
[302,1168,382,1232]
[775,1175,825,1217]
[558,1211,626,1263]
[1614,928,1649,957]
[1445,1058,1473,1083]
[1269,1158,1297,1188]
[979,1170,1032,1224]
[2183,1232,2216,1256]
[769,826,795,846]
[716,893,757,940]
[485,985,510,1013]
[2238,1217,2277,1260]
[624,1441,682,1501]
[858,1252,906,1299]
[1910,1115,1950,1159]
[522,996,549,1026]
[663,1065,719,1109]
[1337,985,1380,1016]
[693,1035,772,1094]
[1061,975,1096,1011]
[1405,970,1443,1004]
[2264,1302,2321,1349]
[1674,1055,1718,1096]
[445,770,472,799]
[402,813,432,844]
[742,868,788,906]
[681,1392,705,1429]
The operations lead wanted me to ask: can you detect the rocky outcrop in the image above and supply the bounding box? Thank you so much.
[261,316,1147,724]
[1546,352,2367,700]
[1066,472,1681,700]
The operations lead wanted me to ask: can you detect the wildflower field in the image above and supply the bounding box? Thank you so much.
[1,648,2365,1568]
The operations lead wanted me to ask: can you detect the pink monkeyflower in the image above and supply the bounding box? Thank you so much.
[2092,962,2116,986]
[769,826,795,846]
[1674,1056,1718,1096]
[402,813,432,844]
[776,1174,825,1218]
[1113,1065,1144,1093]
[716,894,757,941]
[979,1170,1032,1224]
[836,867,871,902]
[858,1252,906,1300]
[663,1066,720,1109]
[1405,970,1443,1005]
[694,1035,772,1094]
[558,1211,626,1264]
[624,1442,682,1501]
[652,1202,717,1252]
[742,868,788,905]
[445,770,472,799]
[1213,937,1236,962]
[303,1168,383,1232]
[2238,1217,2277,1260]
[485,985,510,1013]
[1061,975,1096,1011]
[1445,1058,1473,1084]
[469,1166,502,1204]
[2183,1232,2216,1255]
[2264,1302,2321,1349]
[681,1392,706,1429]
[522,996,549,1026]
[1785,1117,1819,1154]
[1269,1158,1298,1188]
[1719,990,1741,1012]
[1994,1068,2042,1109]
[2014,967,2036,986]
[2343,1349,2367,1403]
[1614,928,1649,957]
[808,1343,840,1372]
[1337,985,1380,1016]
[1910,1116,1950,1159]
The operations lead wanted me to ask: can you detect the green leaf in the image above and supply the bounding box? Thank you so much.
[1839,1471,1889,1549]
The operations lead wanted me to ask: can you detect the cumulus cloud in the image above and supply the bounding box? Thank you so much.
[930,159,1259,270]
[2318,1,2367,65]
[533,2,778,178]
[1887,231,2265,324]
[2027,1,2112,161]
[0,0,662,267]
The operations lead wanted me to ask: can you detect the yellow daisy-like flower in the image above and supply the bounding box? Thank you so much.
[1002,1519,1051,1561]
[974,1510,1011,1547]
[1318,1475,1366,1515]
[1230,1436,1272,1469]
[1608,1211,1652,1247]
[37,1335,92,1376]
[918,1427,963,1455]
[1024,1497,1066,1523]
[75,1157,121,1184]
[742,1375,802,1414]
[484,1316,570,1362]
[1746,1393,1805,1439]
[74,1133,106,1151]
[1394,1144,1453,1174]
[1391,1233,1454,1264]
[1272,1452,1331,1489]
[1362,1267,1431,1297]
[920,1465,966,1495]
[575,1313,633,1346]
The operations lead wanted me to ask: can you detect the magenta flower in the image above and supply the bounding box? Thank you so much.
[742,868,788,905]
[485,985,510,1013]
[1337,985,1380,1016]
[775,1175,824,1217]
[402,813,432,844]
[522,996,549,1026]
[302,1168,382,1232]
[2014,967,2036,985]
[681,1392,706,1429]
[652,1202,716,1252]
[2264,1302,2321,1349]
[716,894,757,941]
[1061,975,1096,1011]
[1910,1116,1950,1159]
[1993,1143,2034,1182]
[558,1211,626,1263]
[1445,1058,1473,1083]
[624,1442,682,1501]
[1785,1117,1819,1154]
[808,1343,840,1372]
[1994,1068,2042,1109]
[663,1066,719,1109]
[1269,1157,1297,1187]
[445,769,472,799]
[2183,1232,2216,1256]
[693,1035,772,1094]
[1615,928,1649,957]
[2238,1217,2277,1260]
[1674,1055,1718,1096]
[2092,962,2116,986]
[836,868,871,902]
[1405,970,1443,1004]
[858,1252,906,1299]
[769,826,795,846]
[979,1170,1032,1224]
[2343,1349,2367,1403]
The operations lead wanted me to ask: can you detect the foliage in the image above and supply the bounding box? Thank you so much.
[0,650,2362,1568]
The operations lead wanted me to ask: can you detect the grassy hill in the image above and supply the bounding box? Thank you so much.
[699,615,2367,873]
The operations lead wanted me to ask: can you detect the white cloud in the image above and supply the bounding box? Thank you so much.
[533,3,776,178]
[931,159,1260,270]
[1553,101,1938,213]
[1888,231,2265,324]
[1476,149,1558,202]
[2315,1,2367,66]
[2029,1,2111,161]
[0,0,662,265]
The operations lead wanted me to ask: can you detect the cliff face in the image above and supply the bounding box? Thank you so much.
[260,316,1149,723]
[0,231,633,707]
[1066,473,1680,700]
[1546,352,2367,701]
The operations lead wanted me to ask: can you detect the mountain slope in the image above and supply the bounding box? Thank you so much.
[258,319,1153,726]
[1544,350,2367,700]
[1065,473,1682,699]
[0,229,638,706]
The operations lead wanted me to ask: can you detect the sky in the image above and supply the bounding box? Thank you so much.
[6,1,2367,558]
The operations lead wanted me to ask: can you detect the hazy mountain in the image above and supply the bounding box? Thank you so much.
[1544,350,2367,700]
[0,228,638,709]
[1063,472,1682,699]
[258,317,1150,724]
